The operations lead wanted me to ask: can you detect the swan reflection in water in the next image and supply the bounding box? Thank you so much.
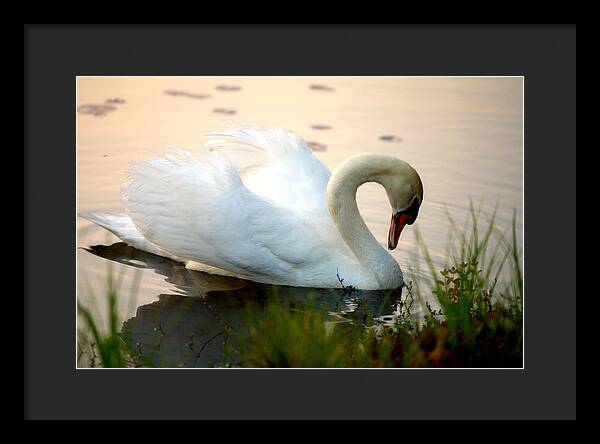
[84,242,405,368]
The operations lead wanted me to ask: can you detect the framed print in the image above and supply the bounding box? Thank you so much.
[24,24,576,419]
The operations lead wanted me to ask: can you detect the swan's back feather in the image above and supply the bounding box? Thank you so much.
[205,125,331,212]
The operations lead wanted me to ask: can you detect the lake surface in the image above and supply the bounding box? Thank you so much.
[76,77,523,367]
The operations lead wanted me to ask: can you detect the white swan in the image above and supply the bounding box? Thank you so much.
[80,126,423,290]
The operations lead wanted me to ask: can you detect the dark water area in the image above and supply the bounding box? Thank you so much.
[83,242,402,368]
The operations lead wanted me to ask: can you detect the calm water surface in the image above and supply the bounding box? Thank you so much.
[76,77,523,367]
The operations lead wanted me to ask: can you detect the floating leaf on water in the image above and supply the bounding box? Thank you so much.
[163,89,210,100]
[213,107,237,115]
[185,93,211,100]
[309,84,334,92]
[164,89,186,96]
[106,98,126,104]
[215,84,242,91]
[311,124,332,130]
[379,135,403,143]
[306,141,327,152]
[77,104,117,117]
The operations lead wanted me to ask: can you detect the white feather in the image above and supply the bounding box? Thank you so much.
[78,212,181,261]
[205,125,331,213]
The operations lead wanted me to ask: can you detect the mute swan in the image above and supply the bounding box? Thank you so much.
[80,126,423,290]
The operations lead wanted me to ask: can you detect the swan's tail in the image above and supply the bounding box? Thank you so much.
[79,212,140,242]
[78,212,180,260]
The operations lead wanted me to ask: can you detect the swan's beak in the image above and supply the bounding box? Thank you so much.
[388,212,411,250]
[388,197,421,250]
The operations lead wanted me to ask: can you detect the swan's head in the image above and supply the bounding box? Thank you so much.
[328,153,423,250]
[373,156,423,250]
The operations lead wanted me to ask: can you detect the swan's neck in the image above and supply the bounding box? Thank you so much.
[327,154,401,288]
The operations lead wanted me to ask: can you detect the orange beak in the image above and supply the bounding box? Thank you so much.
[388,212,412,250]
[387,198,421,250]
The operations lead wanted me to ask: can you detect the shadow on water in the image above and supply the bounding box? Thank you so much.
[83,242,404,367]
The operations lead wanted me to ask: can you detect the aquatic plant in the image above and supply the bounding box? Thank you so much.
[77,264,149,368]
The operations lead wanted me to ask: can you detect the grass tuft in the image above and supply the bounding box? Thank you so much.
[77,264,149,368]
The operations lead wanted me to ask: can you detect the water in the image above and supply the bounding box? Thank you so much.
[76,76,523,367]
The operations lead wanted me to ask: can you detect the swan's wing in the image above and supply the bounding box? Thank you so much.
[121,149,333,283]
[204,125,331,213]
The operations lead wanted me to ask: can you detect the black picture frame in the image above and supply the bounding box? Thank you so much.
[24,24,576,420]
